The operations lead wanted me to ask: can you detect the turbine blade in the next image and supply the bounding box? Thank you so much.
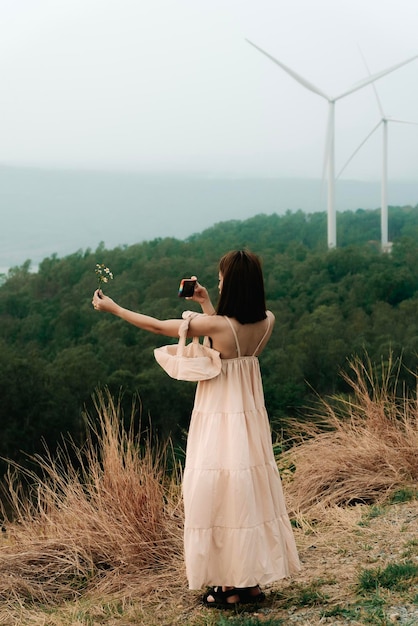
[336,52,418,100]
[389,118,418,125]
[358,45,385,118]
[246,39,330,100]
[336,121,382,179]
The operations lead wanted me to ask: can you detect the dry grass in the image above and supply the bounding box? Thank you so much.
[0,391,185,605]
[282,354,418,519]
[1,356,418,624]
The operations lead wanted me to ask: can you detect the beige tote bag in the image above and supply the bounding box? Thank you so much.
[154,311,222,381]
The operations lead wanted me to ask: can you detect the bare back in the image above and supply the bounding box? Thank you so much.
[210,311,275,359]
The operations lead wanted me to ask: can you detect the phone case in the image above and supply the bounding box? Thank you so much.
[178,279,196,297]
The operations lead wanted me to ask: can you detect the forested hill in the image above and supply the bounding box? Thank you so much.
[1,205,418,470]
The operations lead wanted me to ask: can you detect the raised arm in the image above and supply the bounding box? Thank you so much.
[92,290,184,336]
[92,289,219,338]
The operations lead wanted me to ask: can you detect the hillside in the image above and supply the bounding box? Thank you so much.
[2,207,418,475]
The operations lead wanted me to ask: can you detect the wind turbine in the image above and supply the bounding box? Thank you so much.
[337,52,418,251]
[246,39,418,248]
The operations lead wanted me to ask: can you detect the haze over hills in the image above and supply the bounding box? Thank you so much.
[1,165,418,273]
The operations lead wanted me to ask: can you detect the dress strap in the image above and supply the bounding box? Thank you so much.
[252,314,271,356]
[223,316,241,357]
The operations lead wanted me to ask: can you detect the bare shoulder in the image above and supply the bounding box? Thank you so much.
[266,310,275,326]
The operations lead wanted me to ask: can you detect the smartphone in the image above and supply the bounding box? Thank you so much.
[178,278,196,298]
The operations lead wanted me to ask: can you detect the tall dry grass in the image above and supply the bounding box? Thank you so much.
[1,354,418,616]
[282,354,418,519]
[0,391,184,604]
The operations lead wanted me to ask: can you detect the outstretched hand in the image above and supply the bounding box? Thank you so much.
[92,289,117,313]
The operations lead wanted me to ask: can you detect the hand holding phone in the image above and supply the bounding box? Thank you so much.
[178,278,196,298]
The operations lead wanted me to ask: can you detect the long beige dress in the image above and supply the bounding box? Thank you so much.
[182,316,301,590]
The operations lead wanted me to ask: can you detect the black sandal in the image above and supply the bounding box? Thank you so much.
[202,586,240,609]
[237,585,266,604]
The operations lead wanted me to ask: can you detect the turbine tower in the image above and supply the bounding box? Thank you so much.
[246,39,418,248]
[337,53,418,251]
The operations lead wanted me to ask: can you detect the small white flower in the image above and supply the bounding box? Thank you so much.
[95,263,114,289]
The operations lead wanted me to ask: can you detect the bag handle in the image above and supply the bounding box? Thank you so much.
[177,311,201,357]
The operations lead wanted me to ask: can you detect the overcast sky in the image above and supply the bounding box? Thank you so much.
[1,0,418,180]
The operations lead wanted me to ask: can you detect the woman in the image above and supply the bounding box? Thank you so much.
[92,249,300,609]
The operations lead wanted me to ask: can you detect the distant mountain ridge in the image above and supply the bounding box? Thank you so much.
[1,165,417,272]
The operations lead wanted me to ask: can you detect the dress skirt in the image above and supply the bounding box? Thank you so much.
[182,356,300,589]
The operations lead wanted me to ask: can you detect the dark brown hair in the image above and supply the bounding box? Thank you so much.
[216,250,267,324]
